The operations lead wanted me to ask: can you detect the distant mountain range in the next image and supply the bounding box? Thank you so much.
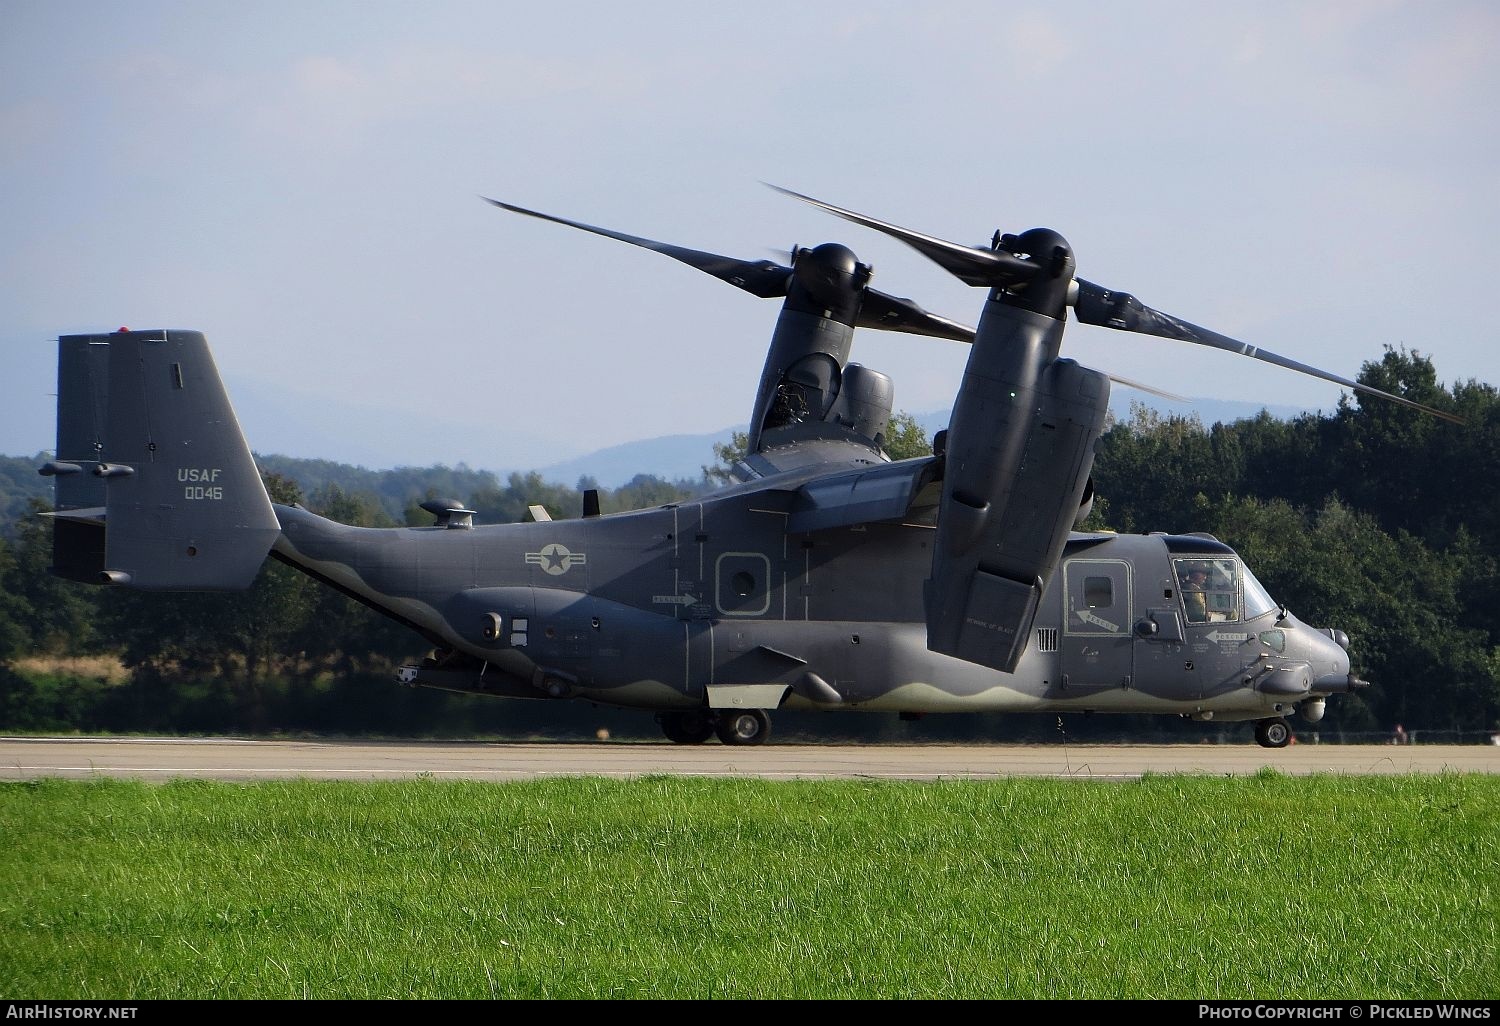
[524,395,1318,489]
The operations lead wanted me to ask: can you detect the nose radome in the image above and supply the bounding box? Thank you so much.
[1311,625,1360,692]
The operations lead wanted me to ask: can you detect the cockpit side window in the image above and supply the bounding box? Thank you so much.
[1174,557,1240,624]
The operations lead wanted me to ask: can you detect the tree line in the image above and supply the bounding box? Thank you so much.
[1,351,1496,742]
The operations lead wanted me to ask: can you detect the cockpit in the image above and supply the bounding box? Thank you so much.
[1172,556,1278,624]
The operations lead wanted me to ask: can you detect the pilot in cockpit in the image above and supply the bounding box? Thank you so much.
[1180,565,1211,623]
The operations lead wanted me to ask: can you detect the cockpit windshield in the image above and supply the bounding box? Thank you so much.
[1239,562,1278,620]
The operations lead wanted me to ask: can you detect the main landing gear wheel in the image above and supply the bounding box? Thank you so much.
[715,709,772,746]
[1255,717,1293,749]
[659,710,716,745]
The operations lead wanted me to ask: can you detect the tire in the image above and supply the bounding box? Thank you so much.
[1255,717,1292,749]
[715,709,771,746]
[659,710,716,745]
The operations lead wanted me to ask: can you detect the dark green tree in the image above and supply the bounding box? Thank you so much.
[702,430,749,486]
[0,501,101,658]
[0,537,33,663]
[1090,403,1220,533]
[469,472,583,525]
[604,474,701,514]
[1325,347,1463,545]
[883,411,932,460]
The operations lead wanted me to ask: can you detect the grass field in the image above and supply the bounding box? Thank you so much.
[1,773,1495,1000]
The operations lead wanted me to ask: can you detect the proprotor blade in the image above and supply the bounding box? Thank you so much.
[1105,374,1187,403]
[483,197,793,298]
[858,289,975,342]
[488,196,977,342]
[767,184,1038,288]
[1072,279,1464,424]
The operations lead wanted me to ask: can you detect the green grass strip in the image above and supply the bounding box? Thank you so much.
[1,773,1495,999]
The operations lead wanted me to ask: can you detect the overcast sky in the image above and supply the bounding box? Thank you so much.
[3,1,1496,475]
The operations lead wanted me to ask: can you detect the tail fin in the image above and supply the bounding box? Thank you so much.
[40,329,278,590]
[39,335,110,582]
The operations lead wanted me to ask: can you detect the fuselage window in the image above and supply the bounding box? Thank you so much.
[1084,576,1113,608]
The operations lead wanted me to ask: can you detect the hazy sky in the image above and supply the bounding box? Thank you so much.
[3,1,1496,475]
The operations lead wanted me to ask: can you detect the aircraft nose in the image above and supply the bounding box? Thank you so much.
[1313,626,1364,693]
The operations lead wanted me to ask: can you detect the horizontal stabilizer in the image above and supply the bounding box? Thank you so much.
[40,506,107,525]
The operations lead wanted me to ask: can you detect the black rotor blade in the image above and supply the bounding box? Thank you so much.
[1073,279,1464,424]
[489,196,979,344]
[483,197,793,299]
[767,184,1038,288]
[858,288,975,342]
[1105,374,1187,403]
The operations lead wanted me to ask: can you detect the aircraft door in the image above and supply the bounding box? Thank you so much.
[1133,573,1200,702]
[1059,558,1132,694]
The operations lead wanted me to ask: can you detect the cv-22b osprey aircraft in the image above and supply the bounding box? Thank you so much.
[38,188,1461,747]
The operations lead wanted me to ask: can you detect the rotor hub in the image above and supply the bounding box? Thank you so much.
[997,228,1074,316]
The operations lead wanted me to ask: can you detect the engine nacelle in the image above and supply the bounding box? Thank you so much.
[925,299,1110,674]
[824,363,893,450]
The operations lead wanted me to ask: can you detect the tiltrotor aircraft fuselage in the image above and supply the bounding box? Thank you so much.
[44,190,1454,747]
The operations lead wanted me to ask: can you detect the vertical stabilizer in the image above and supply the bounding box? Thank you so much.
[42,330,278,590]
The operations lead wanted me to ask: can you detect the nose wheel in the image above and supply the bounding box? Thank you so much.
[1255,717,1293,749]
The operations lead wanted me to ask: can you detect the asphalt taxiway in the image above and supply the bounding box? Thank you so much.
[2,737,1494,782]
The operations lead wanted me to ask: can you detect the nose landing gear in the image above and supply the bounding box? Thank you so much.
[1254,717,1293,749]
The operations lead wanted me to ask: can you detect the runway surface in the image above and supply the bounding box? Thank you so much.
[2,737,1496,782]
